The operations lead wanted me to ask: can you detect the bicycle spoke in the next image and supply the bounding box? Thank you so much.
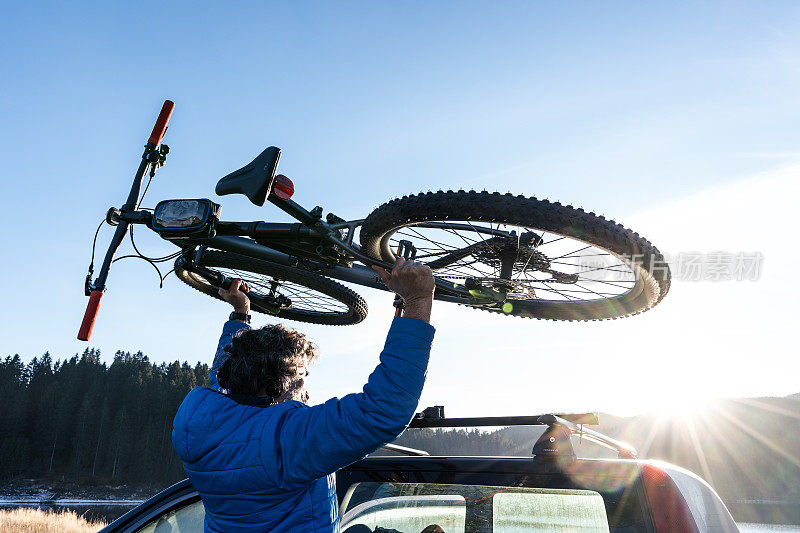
[398,227,452,253]
[380,218,640,304]
[578,278,636,288]
[440,224,482,248]
[549,245,593,261]
[549,260,633,275]
[212,268,348,315]
[516,270,579,301]
[573,282,613,300]
[538,234,567,247]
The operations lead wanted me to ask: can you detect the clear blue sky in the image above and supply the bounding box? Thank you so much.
[2,2,799,416]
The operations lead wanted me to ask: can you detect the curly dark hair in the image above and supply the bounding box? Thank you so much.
[217,324,317,397]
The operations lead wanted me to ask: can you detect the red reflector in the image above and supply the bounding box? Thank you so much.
[641,464,699,533]
[272,174,294,200]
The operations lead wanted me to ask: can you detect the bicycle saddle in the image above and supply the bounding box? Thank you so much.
[215,146,281,206]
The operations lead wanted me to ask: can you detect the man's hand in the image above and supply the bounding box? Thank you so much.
[218,279,250,315]
[372,257,435,323]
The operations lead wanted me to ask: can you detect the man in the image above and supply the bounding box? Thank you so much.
[172,257,436,532]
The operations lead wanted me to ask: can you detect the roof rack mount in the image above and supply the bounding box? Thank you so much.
[408,405,637,460]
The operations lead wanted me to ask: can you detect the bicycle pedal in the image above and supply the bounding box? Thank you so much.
[397,239,417,260]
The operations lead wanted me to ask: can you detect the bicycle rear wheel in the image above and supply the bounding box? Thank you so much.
[175,251,368,325]
[360,191,670,321]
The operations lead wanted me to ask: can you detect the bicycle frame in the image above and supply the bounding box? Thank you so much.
[193,177,534,305]
[163,190,485,306]
[78,100,505,341]
[189,232,475,306]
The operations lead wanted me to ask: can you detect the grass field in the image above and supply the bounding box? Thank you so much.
[0,507,107,532]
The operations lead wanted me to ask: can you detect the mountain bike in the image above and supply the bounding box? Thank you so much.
[78,100,671,341]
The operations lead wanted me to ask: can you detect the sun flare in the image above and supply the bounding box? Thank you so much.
[649,395,717,420]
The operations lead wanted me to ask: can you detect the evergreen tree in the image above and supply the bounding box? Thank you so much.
[1,347,798,504]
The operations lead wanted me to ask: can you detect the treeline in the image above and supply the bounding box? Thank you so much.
[0,350,208,486]
[389,427,521,457]
[3,349,799,506]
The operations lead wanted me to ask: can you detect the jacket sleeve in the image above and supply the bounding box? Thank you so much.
[261,316,435,488]
[209,319,251,391]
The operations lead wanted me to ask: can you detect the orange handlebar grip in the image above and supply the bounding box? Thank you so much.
[77,290,104,341]
[147,100,175,146]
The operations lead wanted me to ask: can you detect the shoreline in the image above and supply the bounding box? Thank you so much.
[1,499,145,505]
[0,478,159,505]
[4,478,800,527]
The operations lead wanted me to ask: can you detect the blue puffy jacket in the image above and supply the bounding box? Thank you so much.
[172,317,435,532]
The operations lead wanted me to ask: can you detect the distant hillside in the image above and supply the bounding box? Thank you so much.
[4,351,798,510]
[390,395,800,503]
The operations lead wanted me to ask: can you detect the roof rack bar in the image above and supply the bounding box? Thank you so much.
[380,443,429,456]
[406,407,637,459]
[408,413,599,429]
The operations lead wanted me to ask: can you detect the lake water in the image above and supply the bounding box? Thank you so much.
[739,525,800,532]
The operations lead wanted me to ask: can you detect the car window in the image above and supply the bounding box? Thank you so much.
[340,482,609,533]
[134,499,205,533]
[342,493,467,532]
[493,490,609,532]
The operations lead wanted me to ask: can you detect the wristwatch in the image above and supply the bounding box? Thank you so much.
[229,311,251,324]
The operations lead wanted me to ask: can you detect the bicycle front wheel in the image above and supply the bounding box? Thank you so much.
[175,251,368,325]
[360,191,670,321]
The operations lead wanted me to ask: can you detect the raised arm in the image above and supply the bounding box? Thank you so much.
[209,320,250,391]
[262,257,436,488]
[209,280,252,391]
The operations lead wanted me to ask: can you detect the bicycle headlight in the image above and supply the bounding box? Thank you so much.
[152,198,220,238]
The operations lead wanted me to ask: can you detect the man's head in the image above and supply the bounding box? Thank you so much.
[217,323,317,403]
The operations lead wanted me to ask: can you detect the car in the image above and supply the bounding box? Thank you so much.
[100,407,739,532]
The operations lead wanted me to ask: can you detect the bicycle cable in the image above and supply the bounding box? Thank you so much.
[138,172,154,208]
[111,253,174,288]
[110,158,183,282]
[87,161,181,288]
[86,218,107,277]
[129,225,182,263]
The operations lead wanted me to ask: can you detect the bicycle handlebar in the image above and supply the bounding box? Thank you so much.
[78,100,174,341]
[148,100,175,146]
